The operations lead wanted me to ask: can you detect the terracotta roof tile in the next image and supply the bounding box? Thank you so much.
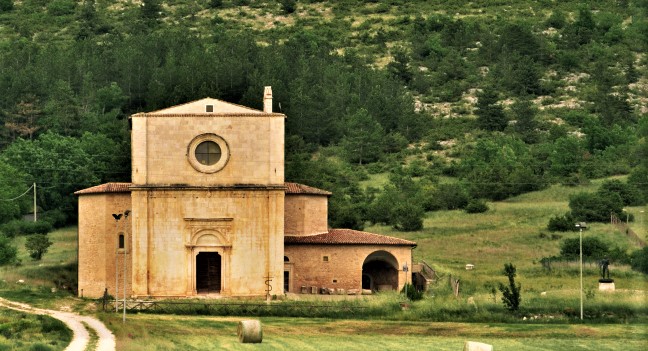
[284,182,332,196]
[74,182,132,195]
[75,182,331,195]
[285,229,416,247]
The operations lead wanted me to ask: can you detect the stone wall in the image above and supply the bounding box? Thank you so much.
[284,194,328,236]
[130,188,284,298]
[131,114,284,186]
[284,245,411,293]
[78,193,132,298]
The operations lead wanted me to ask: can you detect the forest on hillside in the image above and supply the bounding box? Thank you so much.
[0,0,647,233]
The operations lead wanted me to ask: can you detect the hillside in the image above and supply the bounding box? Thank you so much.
[0,1,647,243]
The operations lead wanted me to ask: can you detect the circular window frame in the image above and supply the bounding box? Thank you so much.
[187,134,230,173]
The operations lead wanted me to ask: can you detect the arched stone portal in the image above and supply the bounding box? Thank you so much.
[362,251,399,292]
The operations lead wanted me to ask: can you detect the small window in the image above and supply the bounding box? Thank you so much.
[195,141,222,166]
[206,105,214,112]
[332,279,337,283]
[118,234,125,249]
[322,256,329,262]
[284,256,290,262]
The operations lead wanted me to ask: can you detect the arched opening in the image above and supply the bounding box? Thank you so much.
[362,251,399,292]
[196,252,221,293]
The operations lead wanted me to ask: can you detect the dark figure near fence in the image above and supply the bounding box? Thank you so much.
[599,258,610,279]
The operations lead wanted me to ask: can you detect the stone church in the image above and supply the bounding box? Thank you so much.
[75,87,417,298]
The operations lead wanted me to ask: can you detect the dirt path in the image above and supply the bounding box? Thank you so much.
[0,297,115,351]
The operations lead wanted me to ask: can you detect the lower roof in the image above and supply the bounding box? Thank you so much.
[285,229,416,247]
[74,182,330,196]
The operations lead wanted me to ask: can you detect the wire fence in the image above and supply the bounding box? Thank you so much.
[611,214,646,248]
[101,299,374,318]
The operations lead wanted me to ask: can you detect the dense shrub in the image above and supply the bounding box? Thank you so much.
[568,191,623,222]
[547,213,577,232]
[560,237,610,260]
[25,235,53,260]
[465,199,488,213]
[401,283,423,301]
[0,235,17,266]
[41,209,68,229]
[0,220,52,238]
[425,183,469,211]
[598,179,644,206]
[499,263,521,311]
[630,247,648,274]
[392,202,424,231]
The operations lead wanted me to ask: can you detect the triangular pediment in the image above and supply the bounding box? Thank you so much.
[145,98,265,115]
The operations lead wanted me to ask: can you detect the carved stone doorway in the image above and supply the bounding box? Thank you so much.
[196,252,221,293]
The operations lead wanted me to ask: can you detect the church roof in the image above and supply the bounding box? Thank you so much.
[284,229,417,247]
[284,182,332,196]
[75,182,331,195]
[74,182,132,195]
[131,98,283,117]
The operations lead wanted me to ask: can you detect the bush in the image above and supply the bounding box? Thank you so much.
[0,220,52,237]
[630,247,648,274]
[28,343,53,351]
[0,235,17,266]
[547,213,576,232]
[498,263,521,311]
[568,191,623,222]
[560,236,610,260]
[401,283,423,301]
[465,200,488,214]
[392,202,424,231]
[25,235,53,261]
[425,183,469,211]
[0,0,12,12]
[598,179,644,206]
[47,0,76,16]
[41,209,68,229]
[280,0,296,14]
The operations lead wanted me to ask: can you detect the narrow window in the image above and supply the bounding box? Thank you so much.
[118,234,125,249]
[206,105,214,112]
[323,255,329,262]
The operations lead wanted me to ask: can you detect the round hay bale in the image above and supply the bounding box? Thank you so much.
[237,320,263,343]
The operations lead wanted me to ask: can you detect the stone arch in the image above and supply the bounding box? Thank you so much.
[362,250,399,292]
[191,229,229,247]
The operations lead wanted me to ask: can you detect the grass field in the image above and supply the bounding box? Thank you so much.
[365,178,648,294]
[0,307,71,351]
[0,178,647,349]
[100,314,648,351]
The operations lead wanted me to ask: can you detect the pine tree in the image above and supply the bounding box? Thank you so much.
[476,88,507,132]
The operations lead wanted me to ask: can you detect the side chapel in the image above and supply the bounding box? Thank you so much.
[75,87,417,298]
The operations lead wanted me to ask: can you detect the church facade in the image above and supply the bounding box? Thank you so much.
[75,88,416,299]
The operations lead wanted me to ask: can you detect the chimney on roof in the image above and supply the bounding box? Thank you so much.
[263,86,272,113]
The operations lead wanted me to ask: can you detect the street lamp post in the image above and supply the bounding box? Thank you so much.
[575,222,587,320]
[122,210,130,324]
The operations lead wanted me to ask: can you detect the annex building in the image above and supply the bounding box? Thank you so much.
[75,87,417,299]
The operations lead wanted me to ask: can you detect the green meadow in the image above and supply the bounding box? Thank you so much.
[0,179,646,349]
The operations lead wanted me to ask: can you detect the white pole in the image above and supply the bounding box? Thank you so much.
[123,215,127,323]
[115,217,119,313]
[579,226,583,320]
[33,183,37,222]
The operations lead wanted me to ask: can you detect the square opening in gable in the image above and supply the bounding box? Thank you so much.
[206,105,214,113]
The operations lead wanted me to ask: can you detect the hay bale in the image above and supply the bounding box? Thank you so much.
[237,320,263,343]
[464,341,493,351]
